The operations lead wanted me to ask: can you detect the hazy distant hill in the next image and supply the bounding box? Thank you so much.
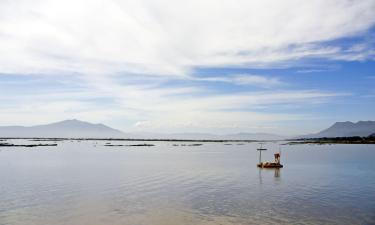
[0,119,285,140]
[223,132,285,140]
[0,119,124,138]
[299,121,375,138]
[124,132,285,140]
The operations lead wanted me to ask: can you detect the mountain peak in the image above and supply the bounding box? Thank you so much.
[0,119,124,138]
[300,120,375,138]
[58,119,87,124]
[332,121,353,126]
[357,121,375,125]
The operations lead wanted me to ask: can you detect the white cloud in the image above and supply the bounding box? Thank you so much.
[0,0,374,76]
[231,75,283,87]
[190,74,283,87]
[0,72,349,133]
[0,0,372,134]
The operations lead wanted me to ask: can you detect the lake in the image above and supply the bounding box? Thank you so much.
[0,140,374,225]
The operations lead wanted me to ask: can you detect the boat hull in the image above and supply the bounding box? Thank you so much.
[257,163,283,168]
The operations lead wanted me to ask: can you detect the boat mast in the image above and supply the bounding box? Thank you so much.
[257,143,267,164]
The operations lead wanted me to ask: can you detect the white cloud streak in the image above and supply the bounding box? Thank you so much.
[0,0,374,76]
[0,74,350,133]
[190,74,283,88]
[0,0,371,133]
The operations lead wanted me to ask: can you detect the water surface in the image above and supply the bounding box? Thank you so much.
[0,140,374,225]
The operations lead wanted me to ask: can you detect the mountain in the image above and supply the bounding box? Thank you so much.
[124,132,285,140]
[0,119,285,140]
[123,132,217,140]
[223,132,285,140]
[299,121,375,138]
[0,119,124,138]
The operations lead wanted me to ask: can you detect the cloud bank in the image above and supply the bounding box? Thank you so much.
[0,0,374,134]
[1,0,374,76]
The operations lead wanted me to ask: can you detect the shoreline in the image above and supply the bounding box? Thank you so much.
[285,136,375,145]
[0,137,275,143]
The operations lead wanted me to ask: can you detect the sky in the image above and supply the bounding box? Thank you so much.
[0,0,375,136]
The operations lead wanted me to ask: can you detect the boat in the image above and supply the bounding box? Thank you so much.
[257,161,283,168]
[256,144,283,168]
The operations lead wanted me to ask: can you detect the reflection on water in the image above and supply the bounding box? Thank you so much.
[274,168,280,178]
[258,167,281,180]
[257,168,281,187]
[0,140,375,225]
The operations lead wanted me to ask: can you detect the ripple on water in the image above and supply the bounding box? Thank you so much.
[0,142,375,225]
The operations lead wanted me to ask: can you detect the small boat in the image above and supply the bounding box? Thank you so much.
[257,161,283,168]
[257,145,283,168]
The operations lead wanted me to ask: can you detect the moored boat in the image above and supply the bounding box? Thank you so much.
[257,161,283,168]
[257,148,284,168]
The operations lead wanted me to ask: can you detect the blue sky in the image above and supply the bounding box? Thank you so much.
[0,0,374,135]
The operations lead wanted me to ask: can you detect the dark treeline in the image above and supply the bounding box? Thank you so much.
[0,137,260,143]
[287,135,375,145]
[0,143,58,147]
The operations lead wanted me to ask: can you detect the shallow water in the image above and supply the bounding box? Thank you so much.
[0,140,374,225]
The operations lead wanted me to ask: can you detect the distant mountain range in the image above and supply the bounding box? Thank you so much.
[298,121,375,138]
[4,119,373,140]
[0,119,375,141]
[0,119,123,138]
[0,119,284,140]
[123,132,285,140]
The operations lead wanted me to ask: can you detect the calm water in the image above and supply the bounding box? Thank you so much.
[0,140,374,225]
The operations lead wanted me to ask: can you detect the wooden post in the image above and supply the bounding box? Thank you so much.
[257,143,267,165]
